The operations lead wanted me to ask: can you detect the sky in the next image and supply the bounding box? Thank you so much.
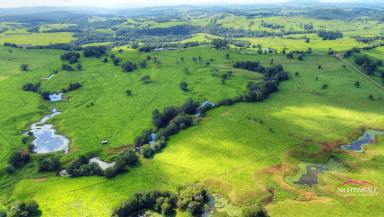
[0,0,361,8]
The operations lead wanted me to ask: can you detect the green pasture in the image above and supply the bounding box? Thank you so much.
[0,45,384,216]
[0,31,74,45]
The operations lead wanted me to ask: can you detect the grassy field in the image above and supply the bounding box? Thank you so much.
[238,34,365,53]
[1,44,384,216]
[0,31,74,45]
[217,15,384,37]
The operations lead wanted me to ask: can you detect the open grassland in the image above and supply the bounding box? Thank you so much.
[1,45,384,216]
[181,33,222,43]
[38,23,76,32]
[0,31,74,45]
[217,15,384,36]
[239,35,365,53]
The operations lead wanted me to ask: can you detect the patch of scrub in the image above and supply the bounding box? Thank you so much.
[89,157,115,170]
[339,130,384,152]
[30,108,69,154]
[48,93,63,102]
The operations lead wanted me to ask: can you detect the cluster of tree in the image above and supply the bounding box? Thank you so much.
[112,191,177,217]
[6,151,31,174]
[105,150,139,178]
[134,99,200,158]
[112,185,209,217]
[83,46,108,58]
[62,82,82,93]
[138,25,198,36]
[211,38,229,49]
[354,36,384,44]
[233,62,289,81]
[22,82,41,92]
[62,64,75,71]
[242,207,269,217]
[3,42,81,51]
[66,156,103,177]
[66,151,139,178]
[354,55,383,75]
[38,157,60,172]
[317,30,343,40]
[303,24,314,30]
[152,99,198,129]
[7,200,40,217]
[260,22,284,29]
[218,62,289,106]
[205,24,316,39]
[230,40,251,48]
[176,185,210,216]
[61,52,80,64]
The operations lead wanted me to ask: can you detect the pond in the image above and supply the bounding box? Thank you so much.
[48,93,63,102]
[30,108,69,154]
[339,130,384,152]
[294,165,325,187]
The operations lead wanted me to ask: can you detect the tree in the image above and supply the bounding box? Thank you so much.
[121,61,137,72]
[242,207,269,217]
[5,164,15,174]
[179,81,188,92]
[354,81,361,88]
[20,64,29,71]
[119,150,139,166]
[141,75,151,84]
[104,167,116,179]
[62,64,74,71]
[126,89,132,96]
[321,84,329,90]
[76,64,82,71]
[142,144,153,158]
